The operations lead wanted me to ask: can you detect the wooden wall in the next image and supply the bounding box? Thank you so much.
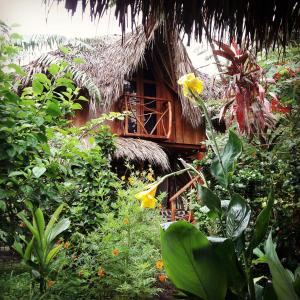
[71,81,205,149]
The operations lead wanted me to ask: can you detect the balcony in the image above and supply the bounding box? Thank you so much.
[122,93,172,140]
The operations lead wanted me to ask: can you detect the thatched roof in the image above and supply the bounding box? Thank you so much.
[23,24,219,127]
[113,138,170,171]
[53,0,300,51]
[80,135,170,170]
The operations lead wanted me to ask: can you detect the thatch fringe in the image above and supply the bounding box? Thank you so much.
[53,0,300,52]
[113,138,170,171]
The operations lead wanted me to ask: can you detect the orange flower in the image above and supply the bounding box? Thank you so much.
[64,241,70,249]
[158,274,167,282]
[123,218,129,225]
[112,249,119,256]
[97,267,105,277]
[47,280,55,288]
[156,260,164,270]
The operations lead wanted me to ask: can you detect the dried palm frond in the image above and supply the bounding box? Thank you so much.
[113,138,170,171]
[50,0,300,52]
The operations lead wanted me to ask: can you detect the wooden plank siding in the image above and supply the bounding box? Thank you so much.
[72,66,205,150]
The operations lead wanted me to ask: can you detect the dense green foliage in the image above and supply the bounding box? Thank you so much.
[0,24,165,299]
[13,202,70,293]
[161,64,300,299]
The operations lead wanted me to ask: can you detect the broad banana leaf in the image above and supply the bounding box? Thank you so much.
[161,221,244,300]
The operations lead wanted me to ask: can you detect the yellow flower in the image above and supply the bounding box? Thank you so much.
[178,73,204,96]
[135,183,158,209]
[121,175,126,181]
[97,267,105,277]
[158,274,167,282]
[112,249,119,256]
[123,218,129,225]
[47,280,55,288]
[146,173,155,182]
[156,260,164,270]
[128,177,135,185]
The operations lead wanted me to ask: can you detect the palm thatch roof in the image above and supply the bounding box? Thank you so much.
[23,24,220,127]
[53,0,300,51]
[114,138,170,171]
[80,136,170,170]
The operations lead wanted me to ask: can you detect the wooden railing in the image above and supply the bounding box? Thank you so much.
[122,93,172,140]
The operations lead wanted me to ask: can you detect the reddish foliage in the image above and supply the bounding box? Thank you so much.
[214,41,276,136]
[270,96,291,114]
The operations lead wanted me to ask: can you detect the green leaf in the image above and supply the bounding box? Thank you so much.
[32,166,46,178]
[248,190,274,253]
[45,204,64,237]
[78,95,88,101]
[24,237,34,261]
[226,193,251,239]
[45,244,62,265]
[34,208,46,250]
[72,57,86,64]
[8,63,26,76]
[46,101,61,116]
[34,73,50,85]
[48,63,60,76]
[209,237,246,294]
[161,221,227,300]
[211,130,242,187]
[13,240,23,257]
[8,171,25,177]
[47,218,70,243]
[56,78,75,89]
[32,79,44,95]
[294,267,300,297]
[71,103,82,110]
[17,211,38,239]
[198,186,222,217]
[0,200,6,211]
[254,233,299,300]
[59,46,70,54]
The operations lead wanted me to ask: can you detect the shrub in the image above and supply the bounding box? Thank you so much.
[68,179,166,298]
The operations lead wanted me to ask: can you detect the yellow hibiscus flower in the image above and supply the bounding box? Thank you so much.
[135,183,159,209]
[177,73,204,96]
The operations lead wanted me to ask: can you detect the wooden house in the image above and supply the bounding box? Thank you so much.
[24,24,219,209]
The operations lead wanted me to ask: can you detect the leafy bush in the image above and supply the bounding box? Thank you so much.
[68,180,166,298]
[13,202,70,293]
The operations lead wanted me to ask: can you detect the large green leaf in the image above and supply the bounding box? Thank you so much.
[294,267,300,297]
[161,221,227,300]
[226,194,251,239]
[13,240,23,257]
[248,191,274,253]
[45,203,64,237]
[33,208,46,251]
[209,237,246,295]
[47,218,70,243]
[254,233,299,300]
[198,186,222,217]
[45,244,62,265]
[17,211,37,238]
[211,130,242,187]
[24,237,34,261]
[32,166,46,178]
